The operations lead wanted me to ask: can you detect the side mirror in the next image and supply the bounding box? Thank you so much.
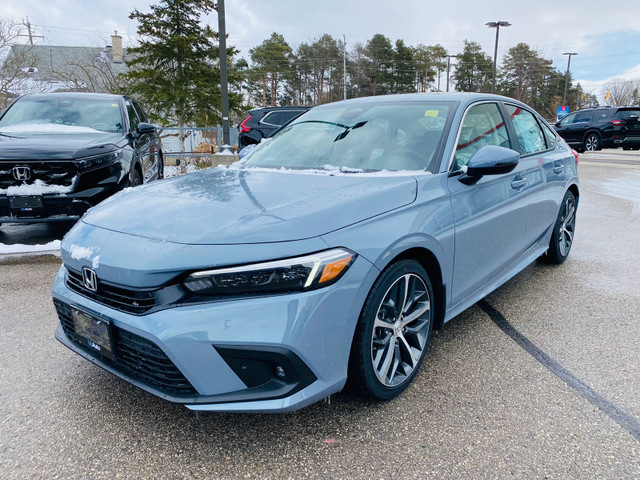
[555,121,561,127]
[136,122,156,135]
[459,145,520,185]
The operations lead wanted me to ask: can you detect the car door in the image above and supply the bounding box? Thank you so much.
[446,102,529,307]
[133,101,160,181]
[125,99,152,181]
[504,103,567,252]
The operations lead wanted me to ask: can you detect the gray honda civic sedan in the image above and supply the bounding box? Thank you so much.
[52,93,579,412]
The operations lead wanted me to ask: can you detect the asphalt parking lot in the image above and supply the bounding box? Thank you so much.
[1,158,639,479]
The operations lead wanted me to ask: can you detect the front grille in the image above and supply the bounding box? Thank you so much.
[54,299,196,396]
[66,268,159,315]
[0,160,78,189]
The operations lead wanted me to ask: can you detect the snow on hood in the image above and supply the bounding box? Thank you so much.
[0,123,107,134]
[82,166,419,245]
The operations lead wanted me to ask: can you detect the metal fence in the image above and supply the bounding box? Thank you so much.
[159,127,239,155]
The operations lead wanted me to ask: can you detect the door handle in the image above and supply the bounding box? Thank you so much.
[553,163,564,174]
[511,178,528,190]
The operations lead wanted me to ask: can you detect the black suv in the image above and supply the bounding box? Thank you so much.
[553,106,640,152]
[0,92,163,226]
[238,106,309,150]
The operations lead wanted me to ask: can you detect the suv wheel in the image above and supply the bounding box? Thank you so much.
[584,133,601,151]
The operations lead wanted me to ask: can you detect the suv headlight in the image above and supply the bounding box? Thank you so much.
[74,149,122,170]
[183,248,356,296]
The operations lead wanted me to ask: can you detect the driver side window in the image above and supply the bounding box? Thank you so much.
[454,103,510,170]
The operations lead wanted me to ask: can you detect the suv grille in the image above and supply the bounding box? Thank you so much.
[54,299,196,396]
[0,160,78,189]
[66,268,159,315]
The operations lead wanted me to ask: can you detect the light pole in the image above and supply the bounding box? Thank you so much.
[486,21,510,94]
[215,0,230,149]
[562,52,578,107]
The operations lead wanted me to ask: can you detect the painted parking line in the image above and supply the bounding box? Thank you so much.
[478,299,640,443]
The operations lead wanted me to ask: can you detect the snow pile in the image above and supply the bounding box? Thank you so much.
[0,124,104,134]
[0,178,77,196]
[0,240,61,255]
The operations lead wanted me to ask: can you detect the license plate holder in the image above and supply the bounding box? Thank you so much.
[71,308,115,360]
[9,195,43,212]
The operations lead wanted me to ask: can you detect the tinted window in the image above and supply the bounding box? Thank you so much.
[454,103,510,169]
[133,101,148,122]
[245,102,452,171]
[260,111,285,126]
[505,105,546,155]
[617,109,640,121]
[281,110,305,123]
[593,109,610,120]
[559,112,577,126]
[125,100,140,132]
[574,110,592,123]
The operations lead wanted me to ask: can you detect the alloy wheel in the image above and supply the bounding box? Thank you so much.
[371,273,431,387]
[585,135,599,151]
[559,196,576,257]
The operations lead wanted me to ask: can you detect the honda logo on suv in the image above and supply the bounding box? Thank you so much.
[81,267,98,292]
[12,166,32,181]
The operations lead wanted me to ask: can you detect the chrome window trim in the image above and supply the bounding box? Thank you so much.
[446,100,506,172]
[259,110,306,127]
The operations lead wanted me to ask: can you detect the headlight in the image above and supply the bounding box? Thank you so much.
[183,248,356,296]
[74,149,122,170]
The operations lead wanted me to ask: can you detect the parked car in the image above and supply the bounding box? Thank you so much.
[553,106,640,152]
[52,93,578,413]
[237,106,309,150]
[0,92,163,227]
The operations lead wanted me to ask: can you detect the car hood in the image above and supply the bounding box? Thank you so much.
[0,131,124,159]
[82,168,418,244]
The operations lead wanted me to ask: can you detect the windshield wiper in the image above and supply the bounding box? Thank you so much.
[295,120,368,141]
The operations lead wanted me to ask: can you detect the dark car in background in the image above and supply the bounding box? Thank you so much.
[238,106,309,150]
[553,106,640,152]
[0,92,163,227]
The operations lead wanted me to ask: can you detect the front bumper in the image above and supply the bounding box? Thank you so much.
[52,256,377,413]
[0,163,122,223]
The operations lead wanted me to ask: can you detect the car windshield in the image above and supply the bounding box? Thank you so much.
[244,101,452,171]
[0,97,123,133]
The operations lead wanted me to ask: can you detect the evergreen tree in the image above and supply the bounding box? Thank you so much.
[249,33,293,107]
[364,34,395,96]
[499,43,553,108]
[453,41,493,93]
[393,40,415,93]
[413,44,447,92]
[122,0,243,150]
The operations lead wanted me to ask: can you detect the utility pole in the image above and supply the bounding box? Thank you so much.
[562,52,578,107]
[343,35,347,100]
[486,21,510,94]
[18,17,44,45]
[445,54,457,92]
[215,0,231,149]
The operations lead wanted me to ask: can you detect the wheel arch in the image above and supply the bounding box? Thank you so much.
[132,159,143,185]
[379,247,446,330]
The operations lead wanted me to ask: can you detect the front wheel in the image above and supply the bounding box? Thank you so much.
[543,190,577,264]
[584,133,601,151]
[132,169,142,187]
[349,260,434,400]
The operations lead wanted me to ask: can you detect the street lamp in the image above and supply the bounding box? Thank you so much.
[486,21,511,94]
[562,52,578,107]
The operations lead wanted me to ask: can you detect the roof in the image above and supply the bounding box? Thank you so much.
[320,92,523,107]
[19,92,123,101]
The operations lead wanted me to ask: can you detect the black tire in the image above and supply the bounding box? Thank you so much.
[543,190,577,265]
[349,259,434,400]
[158,151,165,179]
[583,133,601,152]
[132,169,142,187]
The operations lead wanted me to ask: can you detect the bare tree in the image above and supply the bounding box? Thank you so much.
[603,78,640,106]
[0,19,39,108]
[49,50,125,94]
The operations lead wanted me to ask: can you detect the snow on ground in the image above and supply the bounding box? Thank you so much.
[0,178,77,195]
[164,164,198,178]
[0,124,105,134]
[0,240,61,256]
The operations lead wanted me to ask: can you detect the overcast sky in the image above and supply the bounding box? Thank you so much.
[2,0,639,101]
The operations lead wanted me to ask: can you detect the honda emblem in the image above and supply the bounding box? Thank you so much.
[12,166,32,181]
[81,267,98,292]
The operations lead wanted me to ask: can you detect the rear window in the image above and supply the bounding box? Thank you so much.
[617,109,640,121]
